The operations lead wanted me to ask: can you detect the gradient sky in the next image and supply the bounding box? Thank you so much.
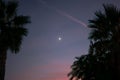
[5,0,120,80]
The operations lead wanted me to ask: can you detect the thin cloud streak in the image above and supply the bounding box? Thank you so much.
[39,0,87,28]
[55,9,87,27]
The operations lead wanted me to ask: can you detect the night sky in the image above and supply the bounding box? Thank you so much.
[5,0,120,80]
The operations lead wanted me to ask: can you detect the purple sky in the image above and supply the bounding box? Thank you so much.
[5,0,120,80]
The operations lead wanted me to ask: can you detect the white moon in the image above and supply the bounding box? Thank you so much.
[58,37,62,41]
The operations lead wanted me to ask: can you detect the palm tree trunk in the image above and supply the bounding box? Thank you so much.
[0,49,7,80]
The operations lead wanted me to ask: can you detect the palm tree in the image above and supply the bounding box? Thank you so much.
[68,43,113,80]
[68,54,96,80]
[68,52,109,80]
[0,0,30,80]
[68,4,120,80]
[68,55,88,80]
[88,4,120,80]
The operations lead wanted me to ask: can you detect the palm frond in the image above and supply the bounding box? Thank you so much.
[6,1,18,19]
[13,15,31,25]
[0,0,5,20]
[8,27,28,53]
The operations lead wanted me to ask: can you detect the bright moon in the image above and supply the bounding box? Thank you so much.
[58,37,62,41]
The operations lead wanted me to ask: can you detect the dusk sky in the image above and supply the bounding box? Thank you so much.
[5,0,120,80]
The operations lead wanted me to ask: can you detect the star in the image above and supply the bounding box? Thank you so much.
[58,37,62,41]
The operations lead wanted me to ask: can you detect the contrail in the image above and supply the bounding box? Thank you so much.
[55,9,87,27]
[39,0,87,28]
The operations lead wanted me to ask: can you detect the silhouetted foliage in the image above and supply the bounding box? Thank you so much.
[0,0,30,80]
[68,4,120,80]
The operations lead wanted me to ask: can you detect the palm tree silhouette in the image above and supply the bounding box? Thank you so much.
[68,54,96,80]
[89,4,120,80]
[68,4,120,80]
[0,0,30,80]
